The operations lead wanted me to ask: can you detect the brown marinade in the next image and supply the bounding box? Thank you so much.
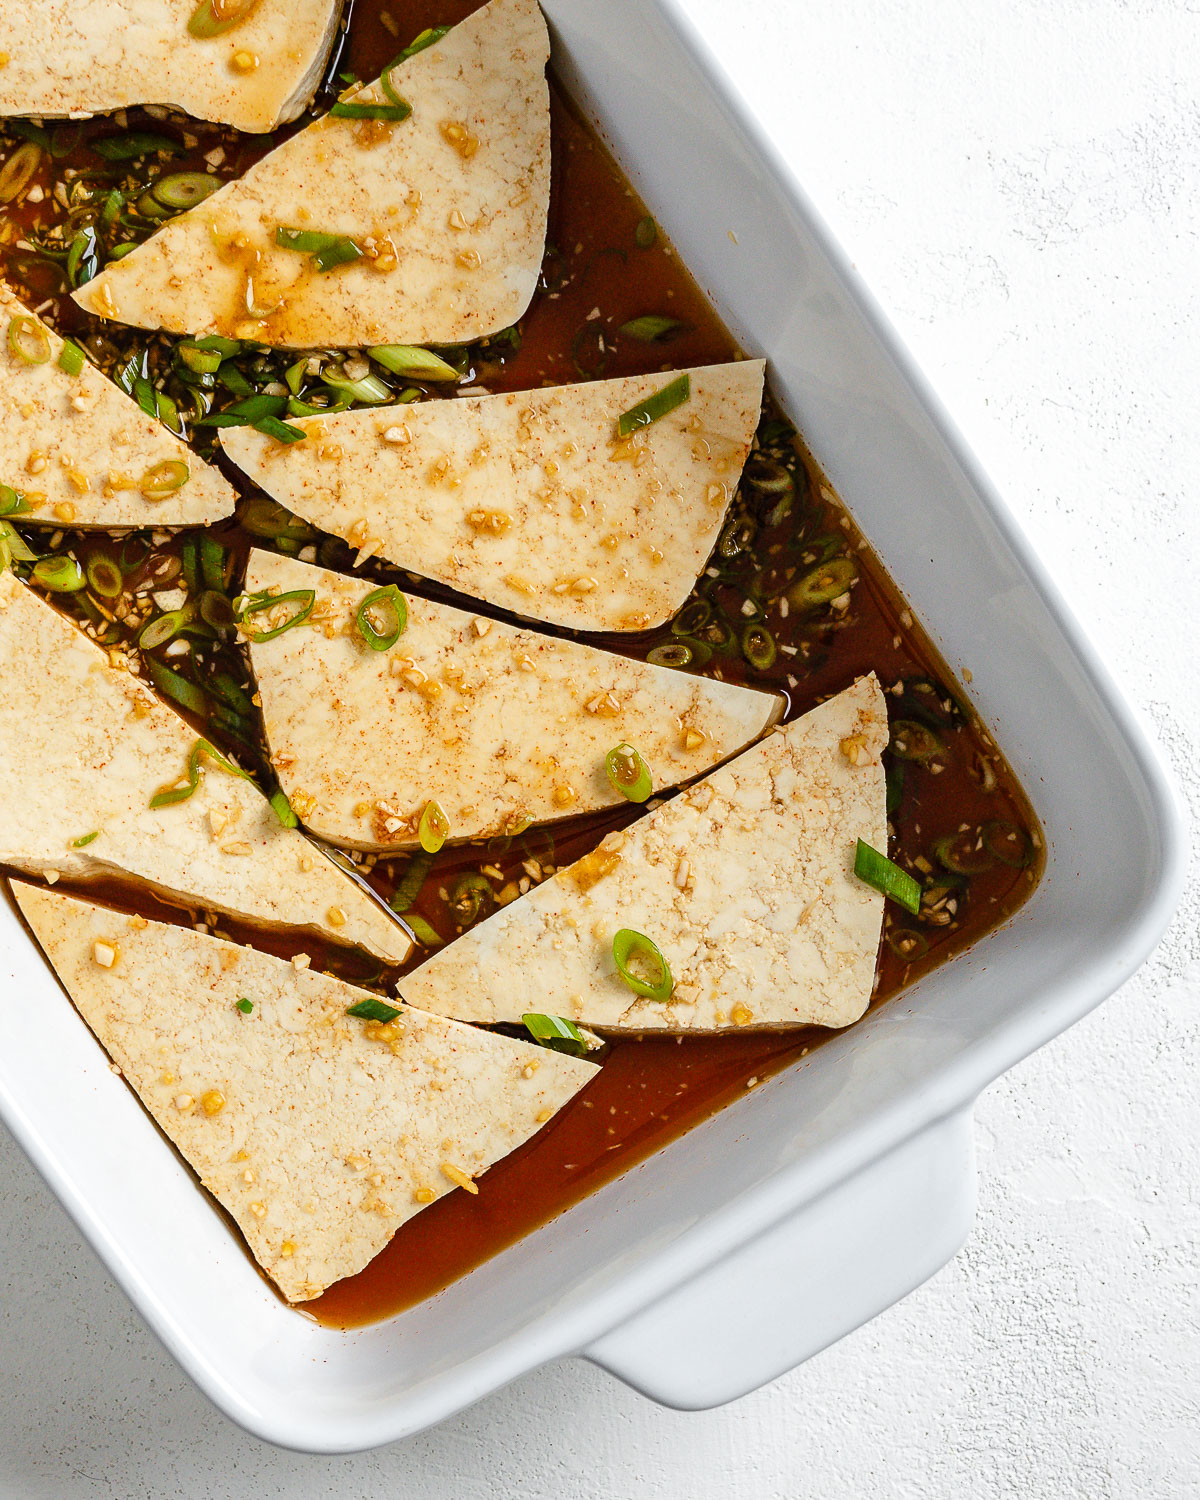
[0,0,1040,1326]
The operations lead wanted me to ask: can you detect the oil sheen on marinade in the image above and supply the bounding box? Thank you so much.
[0,0,1040,1327]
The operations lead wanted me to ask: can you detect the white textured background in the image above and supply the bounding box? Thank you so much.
[2,1,1197,1494]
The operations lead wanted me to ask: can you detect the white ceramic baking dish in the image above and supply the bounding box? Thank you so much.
[0,0,1185,1450]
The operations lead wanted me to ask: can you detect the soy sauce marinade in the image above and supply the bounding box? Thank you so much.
[0,0,1040,1325]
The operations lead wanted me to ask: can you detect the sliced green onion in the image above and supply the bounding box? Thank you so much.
[238,588,316,642]
[322,365,391,404]
[32,556,85,592]
[284,357,308,395]
[8,315,51,366]
[145,657,207,716]
[418,800,450,854]
[149,737,250,809]
[275,226,364,272]
[933,831,994,876]
[200,393,285,426]
[109,243,139,261]
[885,762,905,815]
[235,997,254,1014]
[71,831,99,848]
[983,820,1033,868]
[889,719,944,762]
[0,518,34,567]
[522,1013,589,1057]
[741,623,777,671]
[239,498,313,541]
[853,838,921,915]
[617,373,690,437]
[138,609,191,649]
[886,927,929,961]
[92,133,180,161]
[194,335,243,358]
[66,226,100,287]
[367,344,458,381]
[0,142,43,205]
[612,928,673,1001]
[389,852,433,912]
[619,315,684,342]
[646,642,693,668]
[634,215,658,248]
[187,0,258,37]
[605,743,652,803]
[329,99,412,122]
[788,556,857,611]
[390,23,449,62]
[0,485,31,517]
[449,871,490,923]
[254,414,307,444]
[346,997,402,1022]
[197,536,225,593]
[151,172,220,212]
[56,339,86,377]
[355,584,407,650]
[270,789,298,827]
[404,913,443,948]
[199,591,235,630]
[178,341,223,376]
[140,459,190,499]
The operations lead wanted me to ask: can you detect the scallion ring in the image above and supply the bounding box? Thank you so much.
[611,928,673,1001]
[140,460,190,500]
[853,838,921,915]
[646,642,693,668]
[367,344,458,381]
[237,588,315,642]
[418,799,450,854]
[8,315,51,366]
[449,872,491,923]
[84,554,123,599]
[32,556,85,592]
[151,172,220,212]
[605,743,652,803]
[787,555,857,611]
[187,0,259,37]
[355,584,407,650]
[619,314,684,343]
[889,719,944,762]
[741,623,777,672]
[57,339,86,377]
[0,142,43,205]
[983,820,1033,868]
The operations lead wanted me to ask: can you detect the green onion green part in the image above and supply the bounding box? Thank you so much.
[853,838,921,915]
[612,928,673,1001]
[617,373,690,437]
[788,556,857,611]
[346,997,402,1023]
[403,913,444,948]
[355,584,407,650]
[270,789,298,828]
[367,344,459,381]
[145,658,207,716]
[235,997,254,1014]
[8,315,51,366]
[149,737,251,810]
[150,172,220,212]
[329,99,412,122]
[522,1013,590,1057]
[71,831,99,848]
[741,623,777,672]
[32,556,85,592]
[238,588,316,641]
[140,459,190,499]
[187,0,258,37]
[889,719,944,762]
[605,743,653,803]
[634,215,658,248]
[254,414,307,444]
[619,315,683,342]
[56,339,86,377]
[92,132,180,161]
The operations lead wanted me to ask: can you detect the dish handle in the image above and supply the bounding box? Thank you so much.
[583,1107,976,1409]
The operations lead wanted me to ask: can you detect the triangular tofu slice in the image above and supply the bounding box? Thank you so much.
[0,570,409,962]
[0,0,342,131]
[0,286,234,528]
[12,883,596,1301]
[401,677,889,1031]
[74,0,550,347]
[243,550,783,849]
[222,360,766,632]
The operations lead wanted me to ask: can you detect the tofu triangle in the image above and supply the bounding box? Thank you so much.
[0,570,409,961]
[0,0,342,132]
[222,359,766,631]
[400,677,890,1031]
[73,0,551,348]
[12,881,596,1301]
[243,550,784,849]
[0,286,235,528]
